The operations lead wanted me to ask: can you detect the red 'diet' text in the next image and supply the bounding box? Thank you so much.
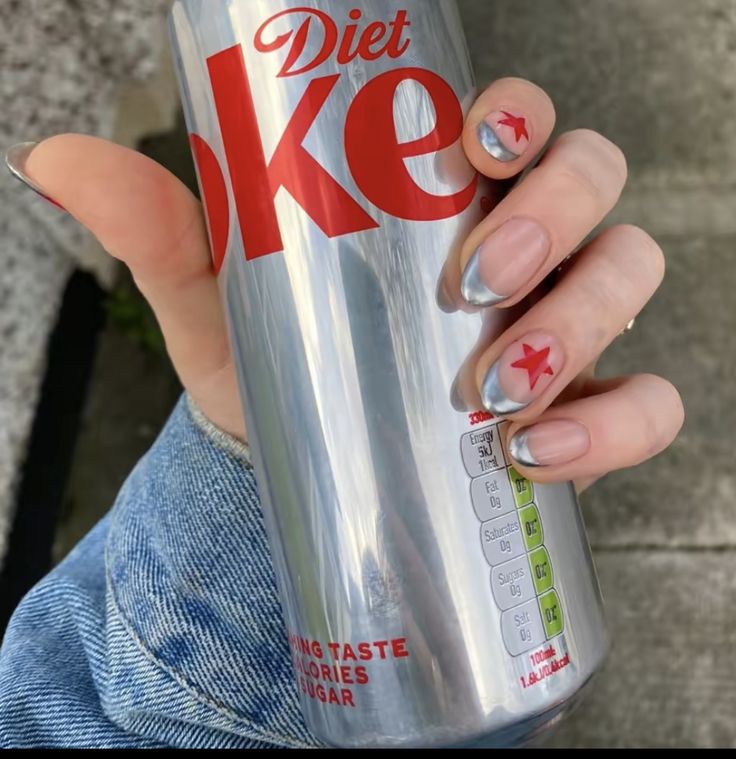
[190,7,478,271]
[255,7,412,78]
[288,632,410,708]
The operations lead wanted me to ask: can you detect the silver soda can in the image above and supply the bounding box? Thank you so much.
[169,0,608,748]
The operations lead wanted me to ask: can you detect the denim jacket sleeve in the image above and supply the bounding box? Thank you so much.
[0,395,320,749]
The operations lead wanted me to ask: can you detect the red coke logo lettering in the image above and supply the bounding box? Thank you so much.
[191,8,478,271]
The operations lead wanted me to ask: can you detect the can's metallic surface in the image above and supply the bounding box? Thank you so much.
[169,0,608,747]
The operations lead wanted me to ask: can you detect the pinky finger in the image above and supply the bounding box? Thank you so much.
[504,374,685,485]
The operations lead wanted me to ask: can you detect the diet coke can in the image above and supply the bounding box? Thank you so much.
[169,0,608,747]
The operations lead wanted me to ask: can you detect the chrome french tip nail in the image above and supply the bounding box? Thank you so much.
[480,362,529,416]
[507,428,541,467]
[449,375,467,411]
[436,277,456,312]
[460,246,508,307]
[482,333,562,416]
[477,121,519,163]
[5,141,64,210]
[6,142,40,189]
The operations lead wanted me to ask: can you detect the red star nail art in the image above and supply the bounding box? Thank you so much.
[511,344,554,390]
[481,332,563,414]
[498,112,529,143]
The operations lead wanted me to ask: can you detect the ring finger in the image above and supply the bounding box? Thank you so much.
[473,224,665,420]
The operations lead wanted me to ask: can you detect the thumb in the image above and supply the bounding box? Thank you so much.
[5,134,242,438]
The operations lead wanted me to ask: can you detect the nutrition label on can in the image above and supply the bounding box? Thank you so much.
[461,422,565,657]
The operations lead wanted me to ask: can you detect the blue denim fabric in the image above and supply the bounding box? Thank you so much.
[0,396,321,748]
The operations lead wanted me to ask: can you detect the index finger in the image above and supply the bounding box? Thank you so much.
[463,77,556,180]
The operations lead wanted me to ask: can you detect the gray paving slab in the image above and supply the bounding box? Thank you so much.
[459,0,736,185]
[549,551,736,747]
[53,290,181,562]
[580,233,736,547]
[0,211,72,567]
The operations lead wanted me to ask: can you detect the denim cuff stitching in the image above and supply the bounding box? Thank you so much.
[185,394,252,468]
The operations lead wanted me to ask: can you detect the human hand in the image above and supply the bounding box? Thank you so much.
[6,77,683,492]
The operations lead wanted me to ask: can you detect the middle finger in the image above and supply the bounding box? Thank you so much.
[460,129,628,308]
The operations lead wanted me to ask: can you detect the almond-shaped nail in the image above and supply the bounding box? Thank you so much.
[5,142,65,211]
[477,110,531,162]
[436,276,456,312]
[461,217,551,306]
[481,331,564,415]
[509,420,590,467]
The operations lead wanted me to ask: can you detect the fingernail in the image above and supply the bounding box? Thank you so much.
[509,420,590,467]
[436,276,455,312]
[477,110,531,162]
[5,142,65,211]
[461,217,551,306]
[450,375,465,410]
[480,331,564,415]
